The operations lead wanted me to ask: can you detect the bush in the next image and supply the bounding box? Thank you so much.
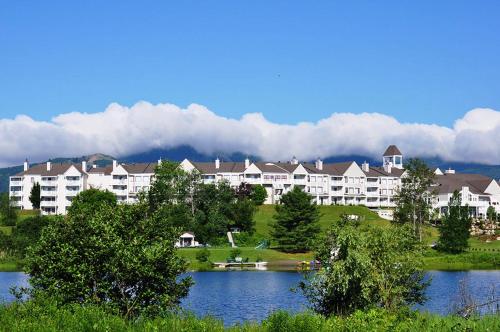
[25,191,192,318]
[230,248,242,259]
[195,248,211,263]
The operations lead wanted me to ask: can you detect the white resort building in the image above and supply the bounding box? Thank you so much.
[9,145,500,217]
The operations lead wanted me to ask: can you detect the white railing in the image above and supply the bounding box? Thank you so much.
[40,201,57,207]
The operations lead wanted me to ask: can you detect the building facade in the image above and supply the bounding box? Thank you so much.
[9,145,500,217]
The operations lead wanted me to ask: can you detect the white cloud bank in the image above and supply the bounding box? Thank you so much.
[0,102,499,167]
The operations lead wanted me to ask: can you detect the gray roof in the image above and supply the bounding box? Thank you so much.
[15,163,85,176]
[383,145,402,156]
[87,163,157,175]
[192,161,246,174]
[434,173,495,195]
[363,166,405,178]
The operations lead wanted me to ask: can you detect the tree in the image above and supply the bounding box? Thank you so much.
[29,182,41,210]
[192,182,234,244]
[0,193,18,226]
[393,158,435,242]
[486,206,497,223]
[67,188,117,216]
[11,215,50,258]
[230,198,256,234]
[250,184,267,205]
[144,161,199,230]
[234,182,253,200]
[438,191,472,253]
[300,216,428,316]
[26,196,192,317]
[270,186,320,252]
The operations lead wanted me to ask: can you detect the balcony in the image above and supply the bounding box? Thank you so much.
[293,178,307,185]
[113,189,128,196]
[41,191,57,197]
[40,201,57,207]
[41,178,57,186]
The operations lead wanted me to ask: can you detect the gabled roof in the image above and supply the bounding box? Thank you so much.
[363,166,405,178]
[122,163,157,174]
[434,173,496,195]
[87,165,113,175]
[254,162,291,174]
[192,161,246,174]
[88,163,158,175]
[15,163,84,176]
[383,145,402,156]
[321,162,354,176]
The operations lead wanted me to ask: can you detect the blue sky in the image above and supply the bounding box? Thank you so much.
[1,1,500,126]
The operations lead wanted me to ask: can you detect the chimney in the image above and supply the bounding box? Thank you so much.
[244,158,250,168]
[23,159,29,171]
[315,158,323,170]
[112,160,117,170]
[215,158,220,169]
[291,156,298,165]
[82,161,87,172]
[445,168,455,174]
[46,161,51,171]
[362,161,369,172]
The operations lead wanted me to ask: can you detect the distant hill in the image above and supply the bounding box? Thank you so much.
[122,145,260,163]
[0,147,498,193]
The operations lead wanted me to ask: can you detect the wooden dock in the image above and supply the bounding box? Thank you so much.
[212,261,268,270]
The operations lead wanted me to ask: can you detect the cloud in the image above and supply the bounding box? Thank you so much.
[0,102,499,167]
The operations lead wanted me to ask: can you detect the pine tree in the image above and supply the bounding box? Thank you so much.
[29,182,41,210]
[438,191,472,253]
[270,186,320,252]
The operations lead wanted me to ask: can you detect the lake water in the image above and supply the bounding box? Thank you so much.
[1,271,499,326]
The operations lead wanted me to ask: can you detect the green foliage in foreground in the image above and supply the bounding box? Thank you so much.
[301,219,428,316]
[0,300,499,332]
[25,191,192,318]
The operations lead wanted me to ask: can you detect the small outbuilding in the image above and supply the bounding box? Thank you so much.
[175,232,200,248]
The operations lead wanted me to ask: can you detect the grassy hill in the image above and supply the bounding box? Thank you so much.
[254,204,391,240]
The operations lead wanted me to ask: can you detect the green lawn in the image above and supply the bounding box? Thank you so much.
[178,247,313,270]
[254,204,390,239]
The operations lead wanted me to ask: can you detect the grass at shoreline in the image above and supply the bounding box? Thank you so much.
[0,301,499,331]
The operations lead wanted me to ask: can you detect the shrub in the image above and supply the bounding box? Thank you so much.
[230,248,242,259]
[195,248,211,263]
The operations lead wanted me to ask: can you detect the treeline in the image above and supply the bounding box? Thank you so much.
[144,161,267,244]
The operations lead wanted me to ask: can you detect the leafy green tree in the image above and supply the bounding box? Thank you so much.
[26,200,192,317]
[486,206,497,222]
[230,198,256,234]
[250,184,267,205]
[11,215,50,258]
[0,193,18,226]
[144,161,199,230]
[300,216,428,316]
[192,182,234,244]
[67,188,116,216]
[438,191,472,253]
[270,186,320,252]
[393,158,435,242]
[29,182,41,210]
